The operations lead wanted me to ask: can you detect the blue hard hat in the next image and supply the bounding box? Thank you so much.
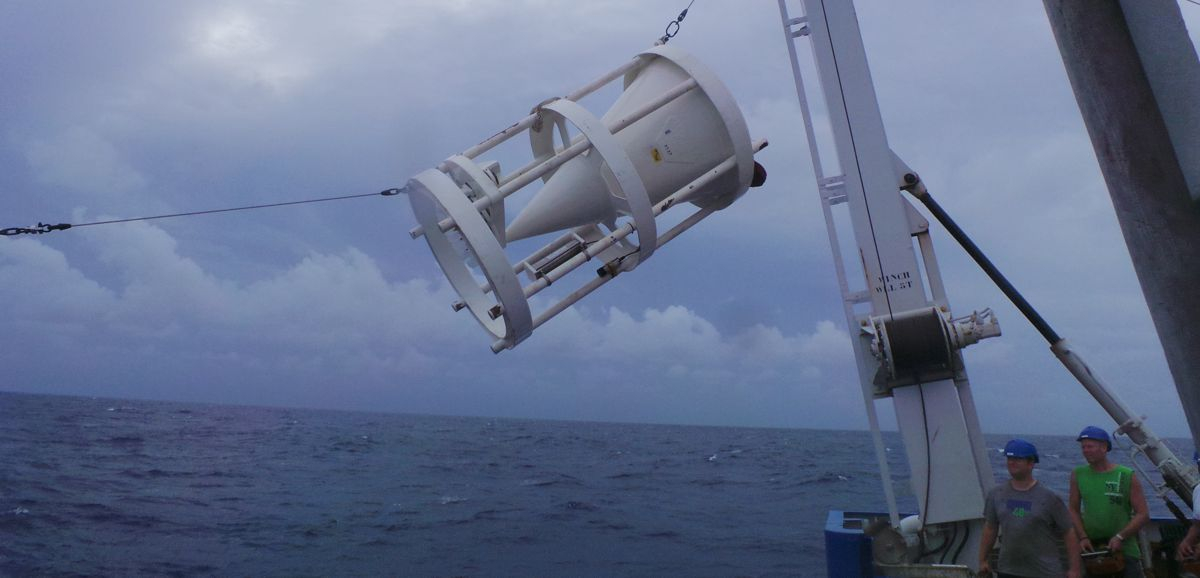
[1004,439,1039,463]
[1076,425,1112,451]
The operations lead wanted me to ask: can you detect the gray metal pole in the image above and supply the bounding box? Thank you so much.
[1043,0,1200,446]
[1118,0,1200,203]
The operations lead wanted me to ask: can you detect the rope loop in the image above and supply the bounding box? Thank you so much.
[663,20,681,42]
[657,0,695,45]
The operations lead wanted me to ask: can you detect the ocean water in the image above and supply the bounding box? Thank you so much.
[0,391,1190,577]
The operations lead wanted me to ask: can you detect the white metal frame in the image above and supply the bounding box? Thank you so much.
[407,46,764,352]
[777,0,993,537]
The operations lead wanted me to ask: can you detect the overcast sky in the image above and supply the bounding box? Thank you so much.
[2,1,1197,438]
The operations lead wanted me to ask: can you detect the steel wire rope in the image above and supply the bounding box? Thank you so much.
[818,0,897,320]
[1,188,402,237]
[919,382,934,530]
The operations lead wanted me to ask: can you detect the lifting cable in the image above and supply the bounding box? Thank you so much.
[1,187,402,237]
[7,2,703,239]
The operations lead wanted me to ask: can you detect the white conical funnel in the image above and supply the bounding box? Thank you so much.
[505,152,613,242]
[505,47,750,242]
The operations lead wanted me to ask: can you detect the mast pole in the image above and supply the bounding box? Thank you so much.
[1043,0,1200,447]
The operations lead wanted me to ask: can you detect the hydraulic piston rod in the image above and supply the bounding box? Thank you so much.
[904,176,1199,510]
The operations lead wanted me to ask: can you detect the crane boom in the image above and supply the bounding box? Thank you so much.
[779,0,1000,570]
[780,0,1198,572]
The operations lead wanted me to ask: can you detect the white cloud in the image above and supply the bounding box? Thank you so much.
[2,0,1193,435]
[527,301,853,393]
[0,237,117,323]
[188,7,311,94]
[1,219,858,426]
[24,127,147,196]
[194,10,269,60]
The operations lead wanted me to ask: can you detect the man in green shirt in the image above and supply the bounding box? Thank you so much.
[1068,425,1149,578]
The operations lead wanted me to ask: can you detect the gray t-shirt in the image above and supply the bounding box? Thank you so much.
[983,480,1072,578]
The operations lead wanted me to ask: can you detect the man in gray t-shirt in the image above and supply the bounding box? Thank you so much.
[979,439,1081,578]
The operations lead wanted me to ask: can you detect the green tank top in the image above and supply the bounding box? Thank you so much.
[1074,464,1139,558]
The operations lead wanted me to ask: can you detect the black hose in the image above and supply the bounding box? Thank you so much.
[951,520,971,564]
[906,184,1061,345]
